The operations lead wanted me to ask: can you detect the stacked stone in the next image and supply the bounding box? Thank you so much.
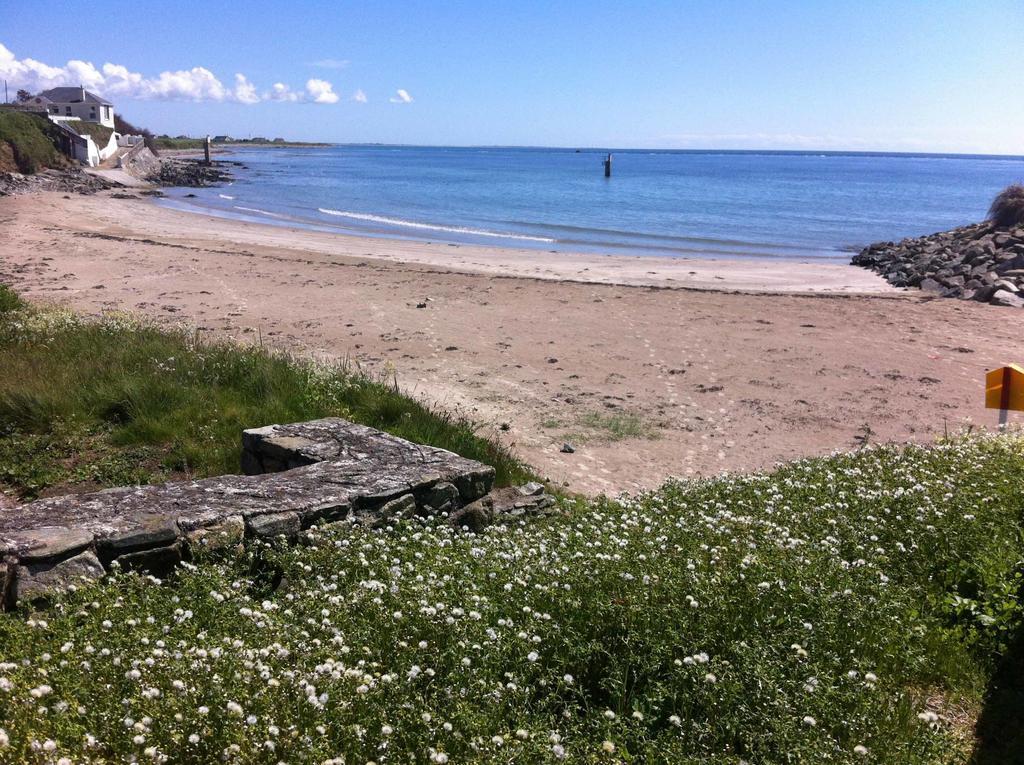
[852,222,1024,308]
[0,418,558,610]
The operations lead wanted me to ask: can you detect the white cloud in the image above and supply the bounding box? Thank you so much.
[0,43,344,106]
[267,82,301,102]
[233,73,260,105]
[305,78,339,104]
[389,88,413,104]
[352,88,368,103]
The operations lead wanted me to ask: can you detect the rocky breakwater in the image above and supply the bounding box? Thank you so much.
[149,157,236,187]
[852,222,1024,308]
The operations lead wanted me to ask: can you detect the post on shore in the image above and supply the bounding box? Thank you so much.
[604,153,613,178]
[203,135,212,165]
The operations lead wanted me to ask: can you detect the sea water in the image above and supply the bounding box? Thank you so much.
[158,146,1024,261]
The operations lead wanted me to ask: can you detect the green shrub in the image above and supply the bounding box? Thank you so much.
[0,284,23,313]
[988,184,1024,229]
[0,111,63,173]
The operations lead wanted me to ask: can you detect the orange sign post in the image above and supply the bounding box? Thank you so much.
[985,364,1024,428]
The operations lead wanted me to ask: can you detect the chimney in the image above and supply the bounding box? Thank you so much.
[81,84,86,101]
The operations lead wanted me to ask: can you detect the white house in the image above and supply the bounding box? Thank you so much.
[35,86,115,128]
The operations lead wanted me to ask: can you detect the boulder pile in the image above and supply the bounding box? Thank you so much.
[0,168,118,196]
[852,222,1024,308]
[149,157,235,187]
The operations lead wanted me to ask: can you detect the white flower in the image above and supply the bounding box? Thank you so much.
[704,673,717,683]
[491,735,504,746]
[357,684,369,694]
[0,729,8,748]
[552,744,566,758]
[802,716,816,727]
[603,710,616,720]
[188,734,200,744]
[602,740,616,753]
[431,753,449,764]
[632,711,644,720]
[563,674,574,684]
[527,651,539,662]
[43,739,57,752]
[226,701,244,718]
[516,729,529,740]
[854,745,868,755]
[669,715,682,726]
[381,725,393,736]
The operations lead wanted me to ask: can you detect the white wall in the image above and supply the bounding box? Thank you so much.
[48,102,114,128]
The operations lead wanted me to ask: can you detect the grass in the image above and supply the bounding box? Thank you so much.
[71,121,114,146]
[0,110,65,174]
[542,410,658,446]
[578,411,655,441]
[988,184,1024,230]
[0,289,532,499]
[0,433,1022,763]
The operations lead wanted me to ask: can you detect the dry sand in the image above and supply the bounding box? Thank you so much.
[2,190,1021,495]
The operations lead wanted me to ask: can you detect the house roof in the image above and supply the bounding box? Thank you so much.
[38,87,112,106]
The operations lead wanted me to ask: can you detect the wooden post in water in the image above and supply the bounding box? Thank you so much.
[203,135,212,165]
[603,153,612,178]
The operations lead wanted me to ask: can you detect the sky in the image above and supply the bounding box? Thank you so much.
[1,0,1022,154]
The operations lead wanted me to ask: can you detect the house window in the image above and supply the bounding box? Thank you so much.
[65,106,72,115]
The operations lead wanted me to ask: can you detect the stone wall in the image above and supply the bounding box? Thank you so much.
[0,418,554,610]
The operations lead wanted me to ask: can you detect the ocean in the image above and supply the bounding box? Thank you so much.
[158,146,1024,261]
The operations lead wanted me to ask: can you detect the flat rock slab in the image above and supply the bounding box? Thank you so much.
[0,418,495,609]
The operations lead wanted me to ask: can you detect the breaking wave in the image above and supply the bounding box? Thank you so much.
[316,208,555,243]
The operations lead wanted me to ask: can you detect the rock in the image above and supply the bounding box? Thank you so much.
[0,561,9,609]
[358,493,417,528]
[517,482,545,497]
[113,542,182,577]
[972,284,998,302]
[14,550,104,604]
[246,512,301,542]
[420,481,460,511]
[990,290,1024,308]
[1,526,93,563]
[561,443,576,454]
[919,278,946,294]
[448,497,494,533]
[149,158,233,187]
[185,515,245,554]
[992,279,1019,294]
[96,517,179,562]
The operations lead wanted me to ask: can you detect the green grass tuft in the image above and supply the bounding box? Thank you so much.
[0,110,64,174]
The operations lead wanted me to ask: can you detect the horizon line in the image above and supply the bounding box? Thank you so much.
[230,141,1024,160]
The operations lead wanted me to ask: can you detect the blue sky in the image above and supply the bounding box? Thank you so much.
[2,0,1022,153]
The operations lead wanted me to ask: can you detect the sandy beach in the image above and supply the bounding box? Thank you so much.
[1,189,1020,495]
